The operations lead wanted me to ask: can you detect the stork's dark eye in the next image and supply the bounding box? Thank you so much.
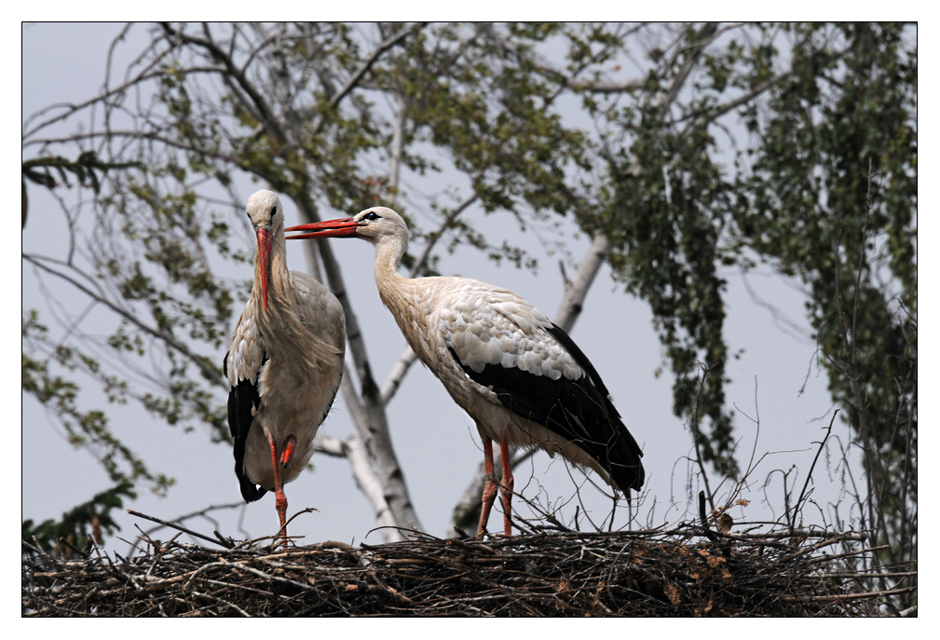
[271,205,278,216]
[363,211,380,221]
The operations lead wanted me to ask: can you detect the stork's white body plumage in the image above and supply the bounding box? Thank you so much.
[389,276,604,470]
[224,190,345,540]
[286,207,643,538]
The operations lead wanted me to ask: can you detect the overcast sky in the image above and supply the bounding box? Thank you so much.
[20,21,914,558]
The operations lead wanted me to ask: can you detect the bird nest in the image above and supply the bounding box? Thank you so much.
[22,519,914,617]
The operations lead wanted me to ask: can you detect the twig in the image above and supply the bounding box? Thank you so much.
[313,23,426,135]
[782,585,917,603]
[690,362,721,510]
[795,409,838,517]
[127,509,234,549]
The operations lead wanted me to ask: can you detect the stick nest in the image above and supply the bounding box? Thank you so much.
[23,521,914,617]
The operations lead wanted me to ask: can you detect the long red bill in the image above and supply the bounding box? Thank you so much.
[256,227,273,313]
[284,217,360,240]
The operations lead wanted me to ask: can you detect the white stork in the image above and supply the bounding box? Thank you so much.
[285,207,644,538]
[223,190,346,541]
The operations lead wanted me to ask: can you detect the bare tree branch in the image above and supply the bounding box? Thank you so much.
[380,347,419,407]
[311,23,426,137]
[554,234,610,333]
[344,433,404,539]
[24,254,224,387]
[159,22,293,147]
[288,185,423,539]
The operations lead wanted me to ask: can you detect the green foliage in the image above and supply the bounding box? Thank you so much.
[23,481,136,558]
[23,311,173,495]
[395,24,591,222]
[607,128,737,476]
[21,151,140,227]
[581,23,740,476]
[583,24,916,501]
[732,24,916,558]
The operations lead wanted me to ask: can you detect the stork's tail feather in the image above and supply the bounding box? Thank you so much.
[607,447,645,494]
[237,470,267,502]
[606,418,645,493]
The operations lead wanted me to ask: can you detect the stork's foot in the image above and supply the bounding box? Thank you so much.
[498,434,514,537]
[499,470,514,537]
[477,436,499,539]
[477,472,499,539]
[274,486,289,544]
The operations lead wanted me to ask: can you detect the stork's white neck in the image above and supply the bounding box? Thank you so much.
[371,230,445,369]
[373,230,409,292]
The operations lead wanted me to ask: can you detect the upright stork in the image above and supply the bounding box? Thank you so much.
[223,190,346,542]
[286,207,643,538]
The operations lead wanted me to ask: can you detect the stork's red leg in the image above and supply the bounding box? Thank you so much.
[265,428,289,543]
[477,436,499,538]
[498,433,514,536]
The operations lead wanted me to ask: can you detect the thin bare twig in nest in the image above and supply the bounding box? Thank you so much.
[793,409,838,527]
[128,509,235,549]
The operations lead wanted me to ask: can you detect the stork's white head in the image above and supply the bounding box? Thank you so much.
[347,207,409,245]
[246,189,284,231]
[246,189,285,313]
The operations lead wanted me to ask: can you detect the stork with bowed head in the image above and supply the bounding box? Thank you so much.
[286,207,644,538]
[223,190,346,542]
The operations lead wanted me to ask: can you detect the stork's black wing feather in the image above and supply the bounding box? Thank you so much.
[450,323,644,492]
[223,351,267,503]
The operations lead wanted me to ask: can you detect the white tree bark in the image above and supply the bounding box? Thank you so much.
[289,33,427,541]
[298,200,423,541]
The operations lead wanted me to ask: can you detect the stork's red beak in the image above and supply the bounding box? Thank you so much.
[285,217,361,240]
[256,227,273,313]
